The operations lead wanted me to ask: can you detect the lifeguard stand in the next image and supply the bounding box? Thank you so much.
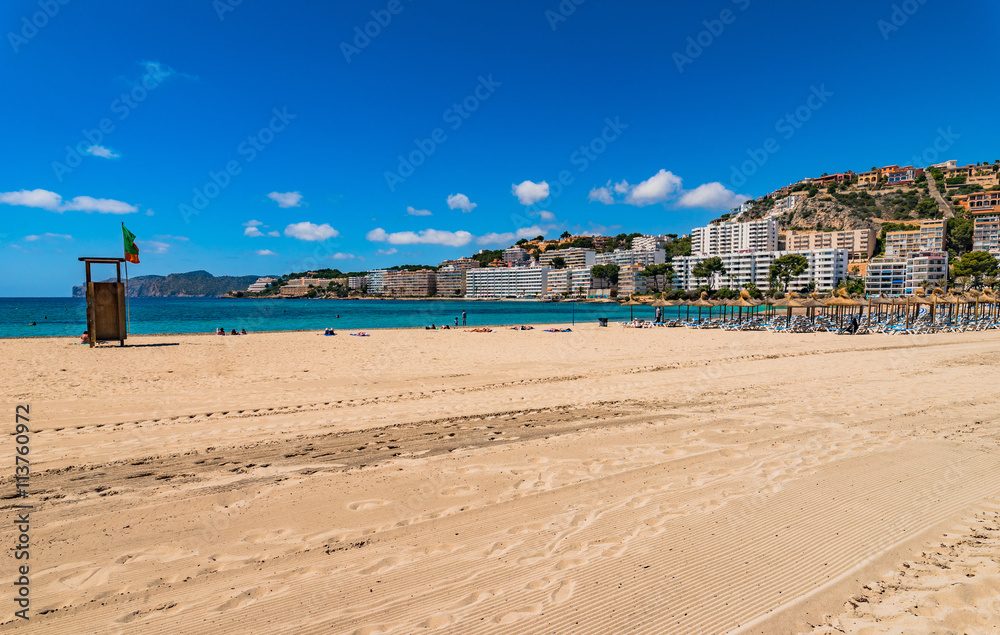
[79,257,128,348]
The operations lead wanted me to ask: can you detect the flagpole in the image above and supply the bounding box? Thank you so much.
[122,223,132,336]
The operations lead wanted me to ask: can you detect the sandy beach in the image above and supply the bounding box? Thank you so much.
[4,325,1000,634]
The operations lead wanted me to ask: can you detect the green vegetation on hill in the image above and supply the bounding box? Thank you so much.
[72,270,263,297]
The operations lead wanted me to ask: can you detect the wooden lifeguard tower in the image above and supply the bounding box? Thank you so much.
[79,257,128,347]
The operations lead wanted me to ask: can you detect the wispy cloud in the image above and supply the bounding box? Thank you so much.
[329,252,356,260]
[154,234,189,241]
[267,191,303,208]
[137,240,170,254]
[0,189,138,214]
[406,206,432,216]
[255,249,277,256]
[24,233,73,242]
[476,225,553,246]
[86,145,120,159]
[376,248,398,256]
[367,227,473,247]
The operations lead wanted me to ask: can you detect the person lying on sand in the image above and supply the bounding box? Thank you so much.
[466,327,493,333]
[324,328,336,336]
[81,330,89,344]
[544,328,572,332]
[350,332,370,337]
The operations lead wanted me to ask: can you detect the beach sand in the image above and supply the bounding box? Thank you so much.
[3,325,1000,633]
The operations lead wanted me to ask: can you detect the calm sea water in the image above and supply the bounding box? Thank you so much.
[0,297,685,338]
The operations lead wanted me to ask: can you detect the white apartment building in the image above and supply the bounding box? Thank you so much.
[631,234,672,251]
[594,249,666,267]
[347,275,367,290]
[365,269,387,294]
[466,266,549,298]
[864,251,949,296]
[691,217,779,256]
[545,267,593,296]
[673,249,848,292]
[246,277,277,292]
[539,248,596,269]
[884,220,946,258]
[770,195,801,215]
[865,258,907,296]
[503,247,530,264]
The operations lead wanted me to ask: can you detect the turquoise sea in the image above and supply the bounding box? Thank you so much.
[0,297,677,339]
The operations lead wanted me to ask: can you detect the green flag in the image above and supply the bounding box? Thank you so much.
[122,223,139,263]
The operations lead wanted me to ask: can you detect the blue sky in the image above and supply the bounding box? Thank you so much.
[2,0,998,296]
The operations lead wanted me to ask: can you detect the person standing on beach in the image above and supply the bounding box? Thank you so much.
[462,310,467,326]
[454,317,459,327]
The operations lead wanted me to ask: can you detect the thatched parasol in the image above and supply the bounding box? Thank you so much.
[688,291,716,322]
[620,295,646,321]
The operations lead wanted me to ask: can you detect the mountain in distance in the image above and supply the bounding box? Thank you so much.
[72,270,264,298]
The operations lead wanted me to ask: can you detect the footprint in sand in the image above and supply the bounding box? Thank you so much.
[495,603,543,624]
[551,579,576,603]
[360,556,411,575]
[348,499,390,511]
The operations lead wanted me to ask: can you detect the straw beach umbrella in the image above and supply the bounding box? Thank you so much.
[620,295,646,321]
[772,292,805,327]
[650,297,674,323]
[731,288,759,323]
[689,291,715,323]
[824,289,860,328]
[800,292,828,324]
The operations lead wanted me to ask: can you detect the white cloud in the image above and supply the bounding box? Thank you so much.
[267,191,303,208]
[267,230,280,237]
[0,189,139,214]
[330,252,356,260]
[588,187,614,204]
[406,206,432,216]
[0,189,63,211]
[244,226,265,237]
[284,222,339,241]
[512,180,550,205]
[145,209,155,216]
[367,227,473,247]
[24,233,72,242]
[677,182,751,210]
[86,145,120,159]
[625,170,684,206]
[255,249,277,256]
[154,234,189,241]
[137,240,170,254]
[587,170,746,211]
[446,193,477,213]
[376,248,398,256]
[535,210,556,221]
[243,219,264,227]
[475,225,551,246]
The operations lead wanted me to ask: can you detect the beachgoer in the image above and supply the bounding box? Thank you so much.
[454,317,459,327]
[431,323,436,330]
[240,329,247,335]
[849,316,859,335]
[230,329,238,335]
[462,310,467,326]
[216,327,225,336]
[81,330,89,344]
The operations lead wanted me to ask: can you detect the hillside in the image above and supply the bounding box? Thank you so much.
[740,176,947,233]
[72,270,263,298]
